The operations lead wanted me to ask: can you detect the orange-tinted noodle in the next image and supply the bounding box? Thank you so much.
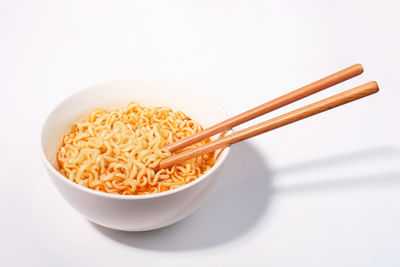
[57,102,216,195]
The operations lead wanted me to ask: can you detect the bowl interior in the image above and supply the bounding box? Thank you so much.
[41,78,230,191]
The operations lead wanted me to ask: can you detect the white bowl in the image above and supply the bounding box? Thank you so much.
[40,79,230,231]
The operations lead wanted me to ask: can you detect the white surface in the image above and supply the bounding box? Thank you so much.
[41,78,231,231]
[1,0,400,266]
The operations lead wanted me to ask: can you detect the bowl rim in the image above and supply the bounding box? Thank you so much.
[40,77,231,200]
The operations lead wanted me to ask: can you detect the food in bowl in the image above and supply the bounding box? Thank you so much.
[57,101,216,195]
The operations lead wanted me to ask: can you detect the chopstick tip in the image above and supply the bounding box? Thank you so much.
[354,63,364,74]
[370,81,379,92]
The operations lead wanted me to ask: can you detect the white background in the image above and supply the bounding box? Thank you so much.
[1,0,400,266]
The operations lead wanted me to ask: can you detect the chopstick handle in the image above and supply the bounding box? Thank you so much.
[158,81,379,169]
[165,64,364,152]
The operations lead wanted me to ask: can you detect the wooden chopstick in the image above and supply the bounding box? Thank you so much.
[164,64,364,153]
[158,81,379,169]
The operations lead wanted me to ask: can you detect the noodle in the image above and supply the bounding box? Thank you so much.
[57,102,216,195]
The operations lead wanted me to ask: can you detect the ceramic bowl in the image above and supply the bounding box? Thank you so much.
[40,78,230,231]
